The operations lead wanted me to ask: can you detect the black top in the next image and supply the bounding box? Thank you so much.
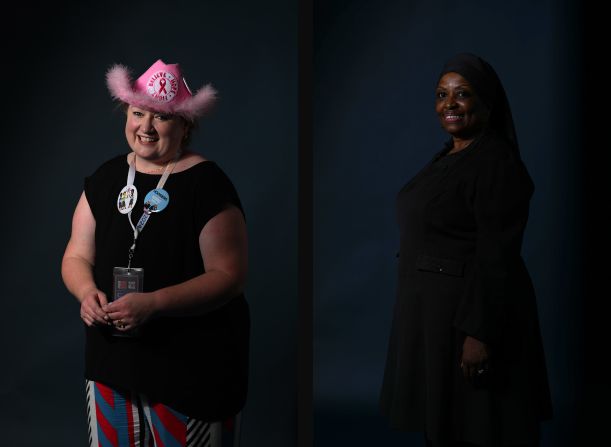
[380,133,551,446]
[83,154,249,421]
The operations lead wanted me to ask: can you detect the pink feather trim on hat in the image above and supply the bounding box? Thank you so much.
[105,62,217,121]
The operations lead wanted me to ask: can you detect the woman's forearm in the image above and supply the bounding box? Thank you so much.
[61,255,98,303]
[151,270,244,317]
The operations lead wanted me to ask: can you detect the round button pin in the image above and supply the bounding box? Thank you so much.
[143,188,170,213]
[117,185,138,214]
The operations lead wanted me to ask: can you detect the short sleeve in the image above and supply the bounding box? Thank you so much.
[194,163,245,233]
[83,174,99,220]
[83,156,124,221]
[453,150,534,344]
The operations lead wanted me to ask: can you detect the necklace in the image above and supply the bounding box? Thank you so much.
[132,152,181,174]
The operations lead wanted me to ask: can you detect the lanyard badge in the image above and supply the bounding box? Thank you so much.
[115,151,181,269]
[111,151,180,337]
[111,152,180,337]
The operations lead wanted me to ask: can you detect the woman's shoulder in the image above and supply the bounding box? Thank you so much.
[180,159,223,182]
[177,157,240,199]
[92,153,128,172]
[180,152,231,179]
[83,154,129,209]
[473,132,518,163]
[86,153,129,181]
[467,132,533,191]
[453,132,531,185]
[185,155,244,215]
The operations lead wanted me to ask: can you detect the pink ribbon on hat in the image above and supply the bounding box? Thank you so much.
[106,59,218,120]
[158,78,168,95]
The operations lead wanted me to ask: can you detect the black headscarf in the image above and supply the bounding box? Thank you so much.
[439,53,520,157]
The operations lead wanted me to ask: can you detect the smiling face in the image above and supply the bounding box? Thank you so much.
[435,72,490,145]
[124,105,188,163]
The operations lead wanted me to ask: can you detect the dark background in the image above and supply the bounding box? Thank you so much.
[0,1,602,446]
[580,0,609,443]
[314,0,587,445]
[0,1,297,446]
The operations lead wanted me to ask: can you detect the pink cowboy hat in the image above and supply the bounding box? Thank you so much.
[106,59,217,120]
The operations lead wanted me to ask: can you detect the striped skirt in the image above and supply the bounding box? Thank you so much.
[86,380,240,447]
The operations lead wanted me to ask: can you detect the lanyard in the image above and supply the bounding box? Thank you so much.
[125,151,181,268]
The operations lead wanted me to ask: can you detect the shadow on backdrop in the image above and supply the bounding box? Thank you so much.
[0,2,297,446]
[314,0,582,445]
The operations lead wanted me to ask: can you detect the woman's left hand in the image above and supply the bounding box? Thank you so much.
[103,292,158,332]
[460,335,489,382]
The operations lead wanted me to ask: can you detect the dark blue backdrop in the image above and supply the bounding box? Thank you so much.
[313,1,582,445]
[0,1,590,446]
[0,1,297,446]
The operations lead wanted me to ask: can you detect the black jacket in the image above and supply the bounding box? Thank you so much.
[380,132,552,446]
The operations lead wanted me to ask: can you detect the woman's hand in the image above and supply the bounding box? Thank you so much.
[460,335,489,382]
[103,293,158,332]
[80,288,111,327]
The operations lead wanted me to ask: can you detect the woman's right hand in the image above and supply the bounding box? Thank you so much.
[80,288,111,327]
[460,335,489,382]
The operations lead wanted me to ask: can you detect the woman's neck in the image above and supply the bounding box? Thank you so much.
[448,137,473,154]
[132,151,183,173]
[449,128,487,154]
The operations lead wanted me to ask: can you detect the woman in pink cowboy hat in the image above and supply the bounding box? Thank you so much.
[61,59,249,447]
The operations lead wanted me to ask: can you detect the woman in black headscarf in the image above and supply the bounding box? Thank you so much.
[380,53,552,447]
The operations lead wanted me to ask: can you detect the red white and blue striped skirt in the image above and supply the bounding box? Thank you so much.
[86,380,240,447]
